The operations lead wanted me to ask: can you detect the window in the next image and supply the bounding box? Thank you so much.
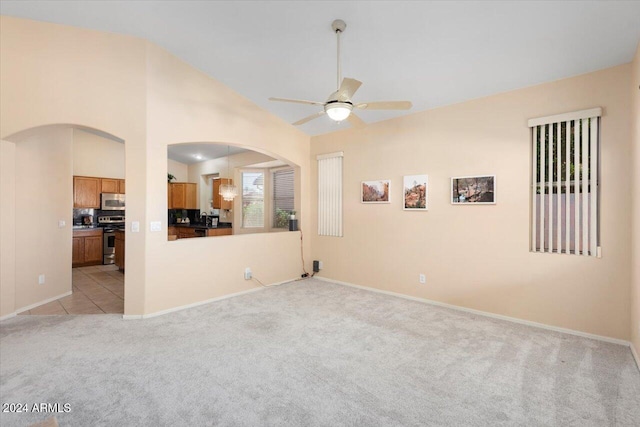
[242,171,264,228]
[272,168,294,228]
[528,108,601,256]
[317,152,343,237]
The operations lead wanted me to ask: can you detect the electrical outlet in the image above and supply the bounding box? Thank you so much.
[131,221,140,232]
[419,274,426,284]
[150,221,162,232]
[38,274,45,285]
[318,261,323,270]
[244,268,252,280]
[58,220,65,228]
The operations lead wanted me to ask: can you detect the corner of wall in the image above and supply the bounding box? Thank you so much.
[630,41,640,362]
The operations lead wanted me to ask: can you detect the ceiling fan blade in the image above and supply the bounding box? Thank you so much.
[336,78,363,101]
[347,113,366,129]
[293,111,325,126]
[355,101,412,110]
[269,97,325,106]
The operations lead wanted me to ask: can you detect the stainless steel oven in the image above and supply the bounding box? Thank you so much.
[98,215,125,264]
[101,193,125,211]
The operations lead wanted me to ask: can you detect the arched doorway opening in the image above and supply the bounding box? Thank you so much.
[2,124,127,316]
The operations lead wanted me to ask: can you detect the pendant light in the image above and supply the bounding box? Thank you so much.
[219,145,237,202]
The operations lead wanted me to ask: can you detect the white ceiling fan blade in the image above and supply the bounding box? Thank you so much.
[293,111,325,126]
[269,97,325,106]
[355,101,413,110]
[347,113,366,129]
[336,78,362,101]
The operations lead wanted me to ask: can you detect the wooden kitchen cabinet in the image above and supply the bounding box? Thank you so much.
[72,229,103,267]
[114,230,125,271]
[100,178,125,194]
[168,183,197,209]
[212,178,233,210]
[73,176,101,208]
[101,178,119,193]
[207,228,232,237]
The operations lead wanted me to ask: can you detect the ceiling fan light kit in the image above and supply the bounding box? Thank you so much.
[269,19,412,128]
[325,101,352,122]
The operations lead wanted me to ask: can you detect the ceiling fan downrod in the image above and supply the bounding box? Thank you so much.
[332,19,347,91]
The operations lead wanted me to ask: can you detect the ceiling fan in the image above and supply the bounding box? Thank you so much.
[269,19,412,128]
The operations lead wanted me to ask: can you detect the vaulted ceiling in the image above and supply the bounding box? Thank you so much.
[2,1,639,136]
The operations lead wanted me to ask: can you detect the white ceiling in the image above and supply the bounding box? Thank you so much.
[2,1,640,136]
[167,143,247,165]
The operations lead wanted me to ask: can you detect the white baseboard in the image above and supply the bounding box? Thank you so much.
[0,312,17,322]
[315,277,632,347]
[122,278,297,320]
[12,291,73,315]
[631,342,640,371]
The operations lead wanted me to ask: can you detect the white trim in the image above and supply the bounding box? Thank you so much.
[0,312,17,322]
[316,151,344,160]
[122,278,297,320]
[631,343,640,371]
[315,277,631,347]
[14,291,73,314]
[527,107,602,127]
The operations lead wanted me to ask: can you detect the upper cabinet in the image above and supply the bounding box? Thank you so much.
[101,178,125,194]
[212,178,233,210]
[74,175,125,208]
[101,178,119,193]
[168,183,197,209]
[73,176,101,208]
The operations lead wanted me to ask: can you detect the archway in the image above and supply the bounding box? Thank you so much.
[1,124,127,316]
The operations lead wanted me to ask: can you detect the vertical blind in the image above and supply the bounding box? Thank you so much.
[272,168,295,228]
[317,152,343,237]
[528,108,601,256]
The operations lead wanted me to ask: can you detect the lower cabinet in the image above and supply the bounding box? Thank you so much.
[207,228,232,237]
[169,226,233,239]
[72,229,103,267]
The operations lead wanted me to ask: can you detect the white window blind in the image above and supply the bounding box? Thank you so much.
[528,108,601,256]
[242,171,264,228]
[317,152,343,237]
[273,168,295,228]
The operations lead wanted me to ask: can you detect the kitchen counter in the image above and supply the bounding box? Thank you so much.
[171,222,232,229]
[72,225,100,230]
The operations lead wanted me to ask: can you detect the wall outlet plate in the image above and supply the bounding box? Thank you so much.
[131,221,140,232]
[38,274,45,285]
[150,221,161,232]
[419,274,426,284]
[244,268,252,280]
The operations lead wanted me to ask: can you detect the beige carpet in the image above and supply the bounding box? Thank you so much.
[1,279,639,426]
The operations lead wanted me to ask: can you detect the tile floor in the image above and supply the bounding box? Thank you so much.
[20,265,124,315]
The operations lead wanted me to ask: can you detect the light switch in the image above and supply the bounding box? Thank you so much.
[150,221,162,232]
[58,220,65,228]
[131,221,140,232]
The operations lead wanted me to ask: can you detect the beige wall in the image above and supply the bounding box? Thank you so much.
[631,43,640,357]
[311,64,633,341]
[0,141,16,318]
[144,43,310,314]
[73,129,125,178]
[0,16,311,317]
[13,127,73,310]
[167,158,189,183]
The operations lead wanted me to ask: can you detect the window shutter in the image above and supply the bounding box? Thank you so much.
[528,108,601,256]
[317,152,343,237]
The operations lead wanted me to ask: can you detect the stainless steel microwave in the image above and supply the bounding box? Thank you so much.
[101,193,125,211]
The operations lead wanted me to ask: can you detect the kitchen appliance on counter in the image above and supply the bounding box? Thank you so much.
[101,193,125,211]
[98,215,125,264]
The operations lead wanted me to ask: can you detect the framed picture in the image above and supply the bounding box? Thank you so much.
[451,175,496,204]
[403,175,428,210]
[361,180,390,203]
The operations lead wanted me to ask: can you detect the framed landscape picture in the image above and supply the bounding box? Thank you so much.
[403,175,428,210]
[451,175,496,204]
[361,180,390,203]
